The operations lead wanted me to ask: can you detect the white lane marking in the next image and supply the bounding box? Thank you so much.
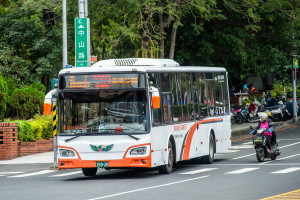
[0,172,22,175]
[86,175,210,200]
[225,168,259,174]
[232,141,300,160]
[230,145,253,149]
[225,150,240,153]
[261,154,300,164]
[49,171,82,177]
[272,167,300,174]
[9,170,55,178]
[0,172,22,177]
[214,163,300,166]
[280,141,300,148]
[232,153,256,160]
[180,168,217,175]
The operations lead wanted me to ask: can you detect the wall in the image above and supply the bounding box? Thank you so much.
[0,123,18,160]
[0,122,53,160]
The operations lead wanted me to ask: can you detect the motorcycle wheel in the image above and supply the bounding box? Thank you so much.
[236,116,243,124]
[271,155,277,160]
[231,117,236,124]
[256,150,265,162]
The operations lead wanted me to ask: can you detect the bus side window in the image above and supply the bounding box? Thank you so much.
[150,86,162,125]
[214,73,225,116]
[161,73,172,124]
[148,73,162,125]
[172,73,184,122]
[197,73,208,118]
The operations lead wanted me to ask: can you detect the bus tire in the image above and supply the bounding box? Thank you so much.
[202,133,215,164]
[159,140,174,174]
[82,168,97,176]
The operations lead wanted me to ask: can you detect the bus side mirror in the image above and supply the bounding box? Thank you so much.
[150,87,160,109]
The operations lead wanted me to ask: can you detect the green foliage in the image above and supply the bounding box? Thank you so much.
[4,114,52,142]
[28,114,53,140]
[269,83,285,98]
[269,83,300,99]
[0,0,299,102]
[29,82,46,94]
[0,73,8,120]
[9,84,45,119]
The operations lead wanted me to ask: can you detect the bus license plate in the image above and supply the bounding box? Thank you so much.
[96,161,109,168]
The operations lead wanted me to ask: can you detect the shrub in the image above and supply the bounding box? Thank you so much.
[28,114,52,140]
[9,84,45,119]
[4,114,53,142]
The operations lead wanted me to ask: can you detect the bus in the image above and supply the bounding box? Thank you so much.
[57,58,231,176]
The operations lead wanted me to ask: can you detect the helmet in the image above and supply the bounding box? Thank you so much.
[258,112,268,121]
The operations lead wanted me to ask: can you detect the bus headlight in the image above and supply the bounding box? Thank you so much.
[130,147,147,155]
[59,149,76,158]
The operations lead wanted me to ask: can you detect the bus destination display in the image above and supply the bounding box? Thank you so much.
[64,74,139,89]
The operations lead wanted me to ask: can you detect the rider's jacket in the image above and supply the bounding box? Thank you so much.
[256,119,274,136]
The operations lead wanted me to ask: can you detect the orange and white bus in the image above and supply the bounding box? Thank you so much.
[57,58,231,176]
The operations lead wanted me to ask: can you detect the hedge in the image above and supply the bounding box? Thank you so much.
[4,114,53,142]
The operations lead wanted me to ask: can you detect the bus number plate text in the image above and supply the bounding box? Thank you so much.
[96,161,109,168]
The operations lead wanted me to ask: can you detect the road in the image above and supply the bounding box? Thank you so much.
[0,123,299,200]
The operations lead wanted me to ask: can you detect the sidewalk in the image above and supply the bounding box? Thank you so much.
[0,151,54,165]
[0,119,296,165]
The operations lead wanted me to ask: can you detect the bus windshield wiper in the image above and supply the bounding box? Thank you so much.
[102,128,140,140]
[120,130,139,140]
[64,129,139,142]
[64,132,110,142]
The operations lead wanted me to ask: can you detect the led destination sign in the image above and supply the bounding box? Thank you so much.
[63,74,142,89]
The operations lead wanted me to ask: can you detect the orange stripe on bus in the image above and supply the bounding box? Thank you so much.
[182,118,223,160]
[58,143,151,169]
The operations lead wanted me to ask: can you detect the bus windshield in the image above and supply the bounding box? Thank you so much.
[58,89,149,135]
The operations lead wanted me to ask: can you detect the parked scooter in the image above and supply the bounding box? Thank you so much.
[231,105,247,124]
[249,126,281,162]
[245,100,260,123]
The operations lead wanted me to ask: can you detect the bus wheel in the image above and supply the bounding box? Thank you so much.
[159,140,174,174]
[82,168,97,176]
[202,133,215,164]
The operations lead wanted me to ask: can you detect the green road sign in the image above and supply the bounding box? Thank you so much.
[75,18,90,67]
[294,58,299,68]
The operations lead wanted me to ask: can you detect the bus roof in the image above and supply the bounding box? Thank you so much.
[59,58,226,75]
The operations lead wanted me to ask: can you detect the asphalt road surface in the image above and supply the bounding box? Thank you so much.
[0,123,299,200]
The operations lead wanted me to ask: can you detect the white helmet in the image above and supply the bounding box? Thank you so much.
[258,112,268,121]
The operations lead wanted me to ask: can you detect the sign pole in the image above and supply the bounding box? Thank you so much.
[76,0,90,67]
[292,56,298,122]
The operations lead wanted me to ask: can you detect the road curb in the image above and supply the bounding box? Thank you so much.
[231,120,296,141]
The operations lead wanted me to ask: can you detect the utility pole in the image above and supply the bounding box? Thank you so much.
[63,0,68,68]
[51,0,67,169]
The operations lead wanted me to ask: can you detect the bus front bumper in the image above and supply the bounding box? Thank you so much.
[58,155,151,169]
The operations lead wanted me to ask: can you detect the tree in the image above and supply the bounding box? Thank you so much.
[0,73,8,120]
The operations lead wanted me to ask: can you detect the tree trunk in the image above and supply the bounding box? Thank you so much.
[41,74,50,92]
[141,29,149,58]
[159,11,164,58]
[169,16,181,60]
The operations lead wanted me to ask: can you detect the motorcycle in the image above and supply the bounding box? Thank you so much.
[245,100,260,123]
[232,106,248,124]
[249,126,281,162]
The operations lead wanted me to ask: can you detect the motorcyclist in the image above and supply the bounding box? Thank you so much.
[252,112,275,153]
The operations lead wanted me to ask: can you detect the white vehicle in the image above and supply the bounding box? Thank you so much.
[57,58,231,176]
